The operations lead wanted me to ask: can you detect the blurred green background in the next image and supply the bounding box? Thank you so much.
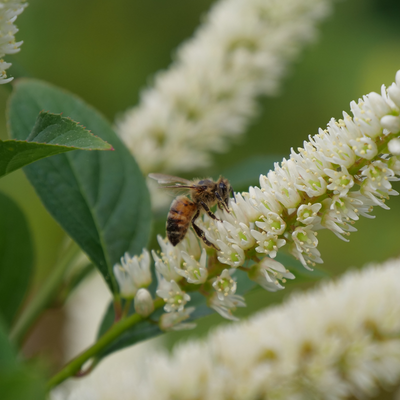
[0,0,399,348]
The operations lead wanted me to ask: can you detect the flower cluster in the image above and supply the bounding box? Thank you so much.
[116,0,336,175]
[201,72,400,274]
[0,0,27,84]
[61,258,400,400]
[150,71,400,326]
[114,71,400,328]
[113,249,152,298]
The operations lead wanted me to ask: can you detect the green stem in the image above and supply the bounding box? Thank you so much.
[46,297,164,390]
[122,299,132,318]
[10,241,80,346]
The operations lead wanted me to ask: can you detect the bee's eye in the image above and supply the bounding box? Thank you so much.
[202,186,208,190]
[219,182,227,193]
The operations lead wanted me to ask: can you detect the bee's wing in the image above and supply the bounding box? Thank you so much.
[148,173,192,185]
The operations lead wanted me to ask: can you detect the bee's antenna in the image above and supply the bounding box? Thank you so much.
[230,187,236,203]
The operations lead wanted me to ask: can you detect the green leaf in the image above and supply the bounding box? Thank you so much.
[0,319,46,400]
[0,192,34,328]
[7,79,152,293]
[0,318,17,368]
[0,112,113,178]
[1,112,112,177]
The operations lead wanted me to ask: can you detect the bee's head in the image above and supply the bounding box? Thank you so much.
[217,176,236,208]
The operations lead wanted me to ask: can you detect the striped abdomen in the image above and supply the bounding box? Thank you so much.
[167,196,197,246]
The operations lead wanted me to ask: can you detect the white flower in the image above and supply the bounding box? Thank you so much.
[212,269,237,301]
[290,242,323,270]
[263,168,302,211]
[310,125,356,168]
[249,257,295,292]
[388,138,400,155]
[288,159,328,197]
[360,161,400,209]
[329,194,365,222]
[0,1,27,84]
[134,288,154,317]
[296,203,322,225]
[113,264,135,299]
[156,280,190,313]
[319,198,358,242]
[216,238,246,268]
[325,165,354,196]
[151,236,182,282]
[361,160,399,192]
[179,230,202,260]
[116,0,335,175]
[248,185,282,216]
[290,141,333,176]
[292,226,318,252]
[251,230,286,258]
[350,96,384,138]
[295,168,328,197]
[349,136,378,160]
[83,258,400,400]
[234,192,261,223]
[159,307,196,331]
[222,219,256,250]
[113,249,152,298]
[176,249,208,284]
[121,250,151,288]
[216,205,256,250]
[209,292,246,321]
[256,212,286,235]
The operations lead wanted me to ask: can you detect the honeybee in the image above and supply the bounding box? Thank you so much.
[149,173,236,249]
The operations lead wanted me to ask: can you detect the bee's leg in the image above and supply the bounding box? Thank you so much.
[214,193,230,213]
[192,210,219,250]
[199,201,222,221]
[230,187,236,203]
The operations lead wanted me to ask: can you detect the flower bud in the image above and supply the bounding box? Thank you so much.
[388,138,400,156]
[134,288,154,317]
[381,115,400,133]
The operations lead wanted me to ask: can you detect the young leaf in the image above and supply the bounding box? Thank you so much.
[0,192,34,328]
[7,79,152,293]
[0,112,113,178]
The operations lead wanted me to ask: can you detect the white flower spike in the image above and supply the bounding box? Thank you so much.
[128,70,400,324]
[117,0,336,175]
[89,258,400,400]
[0,1,27,84]
[201,70,400,273]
